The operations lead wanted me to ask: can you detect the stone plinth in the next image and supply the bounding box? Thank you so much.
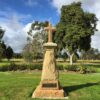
[32,42,66,99]
[32,85,65,99]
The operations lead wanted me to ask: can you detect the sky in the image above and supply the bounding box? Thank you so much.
[0,0,100,53]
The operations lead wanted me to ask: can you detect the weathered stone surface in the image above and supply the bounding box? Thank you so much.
[41,43,58,81]
[32,23,66,99]
[40,80,60,90]
[32,85,65,98]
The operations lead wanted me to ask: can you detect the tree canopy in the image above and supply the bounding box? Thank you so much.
[0,27,5,61]
[5,46,13,61]
[54,2,98,64]
[23,21,48,62]
[81,48,100,60]
[0,27,5,42]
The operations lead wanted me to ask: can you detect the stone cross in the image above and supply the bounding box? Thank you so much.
[45,23,56,42]
[32,22,65,99]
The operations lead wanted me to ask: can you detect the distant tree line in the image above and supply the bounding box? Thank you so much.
[81,48,100,60]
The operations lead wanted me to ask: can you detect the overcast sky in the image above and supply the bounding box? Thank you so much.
[0,0,100,53]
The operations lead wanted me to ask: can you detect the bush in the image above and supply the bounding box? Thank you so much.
[0,63,42,71]
[80,65,97,74]
[65,65,79,72]
[28,64,42,70]
[57,64,64,70]
[0,62,97,74]
[63,64,97,74]
[0,65,8,71]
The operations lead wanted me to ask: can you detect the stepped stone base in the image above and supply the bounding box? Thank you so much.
[32,85,66,99]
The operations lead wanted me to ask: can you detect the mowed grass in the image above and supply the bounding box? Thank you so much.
[0,71,100,100]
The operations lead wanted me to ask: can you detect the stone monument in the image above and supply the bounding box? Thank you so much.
[32,22,66,99]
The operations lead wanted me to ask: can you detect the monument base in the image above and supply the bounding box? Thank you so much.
[32,85,66,99]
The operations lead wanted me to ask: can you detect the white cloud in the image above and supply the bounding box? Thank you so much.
[91,31,100,50]
[51,0,100,51]
[0,10,32,53]
[0,9,45,53]
[23,23,32,33]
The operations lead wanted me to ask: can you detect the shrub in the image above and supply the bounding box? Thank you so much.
[0,62,97,74]
[63,64,97,74]
[28,64,42,70]
[57,64,64,70]
[0,63,42,71]
[0,65,8,71]
[65,65,79,72]
[81,65,97,74]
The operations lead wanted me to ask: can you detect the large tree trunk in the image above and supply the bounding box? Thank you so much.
[70,53,74,65]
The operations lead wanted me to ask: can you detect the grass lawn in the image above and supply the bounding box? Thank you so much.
[0,71,100,100]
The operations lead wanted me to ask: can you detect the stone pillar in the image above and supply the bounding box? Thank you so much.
[41,43,58,81]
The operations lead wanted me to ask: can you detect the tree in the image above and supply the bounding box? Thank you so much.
[0,27,5,61]
[0,45,3,61]
[81,48,100,60]
[23,21,48,62]
[1,42,6,58]
[13,53,22,59]
[54,2,97,65]
[0,27,4,42]
[61,52,68,61]
[23,43,34,62]
[5,46,13,61]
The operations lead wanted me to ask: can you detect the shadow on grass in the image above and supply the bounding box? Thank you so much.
[63,82,100,95]
[28,88,36,97]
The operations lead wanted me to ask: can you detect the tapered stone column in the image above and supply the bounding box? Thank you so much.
[32,23,66,99]
[41,43,58,81]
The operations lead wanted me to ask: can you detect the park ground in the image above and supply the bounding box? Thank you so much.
[0,59,100,100]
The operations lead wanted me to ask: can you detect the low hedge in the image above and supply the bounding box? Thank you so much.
[0,63,42,71]
[0,62,97,73]
[63,65,97,73]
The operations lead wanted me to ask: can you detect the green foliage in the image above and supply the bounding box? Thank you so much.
[57,64,64,70]
[0,62,97,74]
[27,21,48,43]
[61,52,68,61]
[0,63,42,71]
[0,27,5,41]
[23,34,44,62]
[0,27,5,61]
[0,42,14,61]
[5,46,13,61]
[1,42,6,58]
[73,52,79,62]
[22,44,34,62]
[54,2,98,64]
[65,65,79,71]
[23,21,48,62]
[64,65,97,73]
[80,65,97,74]
[0,44,3,61]
[13,53,22,58]
[81,48,100,60]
